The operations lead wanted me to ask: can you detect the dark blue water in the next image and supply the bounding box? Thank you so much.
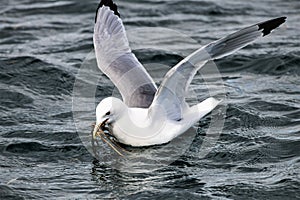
[1,0,299,199]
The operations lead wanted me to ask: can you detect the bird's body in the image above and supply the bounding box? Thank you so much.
[93,0,286,147]
[96,97,219,146]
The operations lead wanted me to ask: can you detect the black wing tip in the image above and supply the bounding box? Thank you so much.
[95,0,120,23]
[258,16,287,37]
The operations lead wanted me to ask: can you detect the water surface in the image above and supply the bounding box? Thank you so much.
[0,0,299,199]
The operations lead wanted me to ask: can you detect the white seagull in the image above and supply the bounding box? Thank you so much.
[93,0,286,147]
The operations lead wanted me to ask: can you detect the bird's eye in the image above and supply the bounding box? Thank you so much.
[105,111,110,115]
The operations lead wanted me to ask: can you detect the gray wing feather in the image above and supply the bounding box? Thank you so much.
[151,17,286,120]
[94,6,157,108]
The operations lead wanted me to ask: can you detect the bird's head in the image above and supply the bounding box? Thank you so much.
[93,97,126,138]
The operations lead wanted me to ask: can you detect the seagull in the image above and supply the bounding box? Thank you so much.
[92,0,286,147]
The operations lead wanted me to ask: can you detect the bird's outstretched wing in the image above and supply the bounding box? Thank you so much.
[94,0,157,108]
[150,17,286,121]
